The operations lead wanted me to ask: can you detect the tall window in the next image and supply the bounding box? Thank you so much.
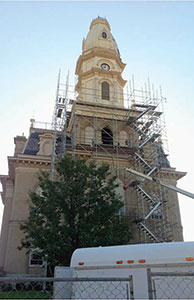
[102,128,113,145]
[101,82,110,100]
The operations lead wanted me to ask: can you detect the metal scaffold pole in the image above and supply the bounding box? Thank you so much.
[61,71,69,157]
[50,69,61,180]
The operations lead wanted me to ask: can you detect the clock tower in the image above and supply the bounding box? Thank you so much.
[67,17,129,148]
[75,17,127,107]
[66,17,184,246]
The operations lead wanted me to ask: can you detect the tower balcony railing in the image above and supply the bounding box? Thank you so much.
[30,119,53,131]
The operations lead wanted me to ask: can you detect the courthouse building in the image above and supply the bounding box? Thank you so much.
[0,17,185,276]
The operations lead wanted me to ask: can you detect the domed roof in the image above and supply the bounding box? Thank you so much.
[90,17,111,30]
[82,17,120,57]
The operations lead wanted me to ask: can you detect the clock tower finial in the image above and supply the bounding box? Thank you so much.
[75,18,127,107]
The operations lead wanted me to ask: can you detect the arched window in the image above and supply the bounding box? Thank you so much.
[102,128,113,145]
[101,81,110,100]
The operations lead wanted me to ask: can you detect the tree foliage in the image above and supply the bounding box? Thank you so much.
[20,155,133,270]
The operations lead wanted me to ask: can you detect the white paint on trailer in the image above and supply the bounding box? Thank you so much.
[70,241,194,268]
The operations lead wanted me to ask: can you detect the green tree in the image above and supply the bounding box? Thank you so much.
[19,155,133,273]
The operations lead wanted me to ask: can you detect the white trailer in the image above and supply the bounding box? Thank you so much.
[54,241,194,299]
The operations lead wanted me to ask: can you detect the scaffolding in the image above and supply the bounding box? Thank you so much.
[51,70,72,178]
[125,78,170,242]
[50,73,183,244]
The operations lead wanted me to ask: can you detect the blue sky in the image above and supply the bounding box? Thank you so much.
[0,1,194,241]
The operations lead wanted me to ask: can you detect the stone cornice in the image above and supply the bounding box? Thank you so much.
[75,100,130,111]
[76,67,127,90]
[75,47,126,75]
[8,155,51,165]
[7,155,51,180]
[67,101,142,132]
[160,167,186,180]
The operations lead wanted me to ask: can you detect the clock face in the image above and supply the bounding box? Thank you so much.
[101,63,110,71]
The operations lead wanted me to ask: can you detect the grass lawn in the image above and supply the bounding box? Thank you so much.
[0,290,52,299]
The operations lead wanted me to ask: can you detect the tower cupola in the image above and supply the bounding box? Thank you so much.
[82,17,120,57]
[75,17,126,107]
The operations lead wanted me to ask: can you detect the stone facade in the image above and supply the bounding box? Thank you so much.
[0,17,185,276]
